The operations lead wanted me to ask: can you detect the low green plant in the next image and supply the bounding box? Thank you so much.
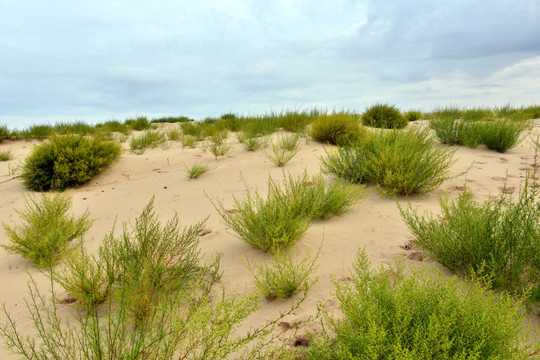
[2,193,92,267]
[276,133,300,151]
[125,116,153,131]
[20,135,122,191]
[432,104,463,120]
[430,117,480,147]
[94,120,130,135]
[310,112,361,145]
[247,249,319,300]
[0,124,10,143]
[180,134,197,148]
[475,118,528,152]
[129,130,166,154]
[304,248,537,359]
[207,140,233,159]
[321,129,455,195]
[54,121,95,136]
[166,128,181,141]
[22,124,55,140]
[403,110,422,122]
[151,116,193,123]
[278,109,313,132]
[0,149,13,161]
[219,113,242,132]
[265,142,299,167]
[362,103,407,129]
[185,161,210,179]
[237,132,267,151]
[400,177,540,300]
[240,115,280,137]
[181,122,203,139]
[463,106,494,121]
[522,104,540,119]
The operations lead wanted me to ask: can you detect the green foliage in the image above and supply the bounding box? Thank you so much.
[310,112,361,145]
[179,134,197,148]
[248,249,319,300]
[463,106,494,121]
[129,130,166,154]
[22,124,55,140]
[321,129,455,195]
[54,121,95,136]
[0,149,13,161]
[219,113,242,132]
[206,131,233,159]
[276,133,300,151]
[0,198,299,360]
[240,115,280,137]
[403,110,422,122]
[400,178,540,300]
[237,132,267,151]
[20,135,122,191]
[278,109,313,132]
[95,120,130,135]
[2,193,91,267]
[151,116,193,123]
[0,124,10,143]
[265,141,299,167]
[522,104,540,119]
[475,118,528,152]
[305,249,535,360]
[185,161,210,179]
[181,122,203,139]
[124,116,153,131]
[432,105,463,120]
[165,128,181,141]
[430,118,480,147]
[362,103,407,129]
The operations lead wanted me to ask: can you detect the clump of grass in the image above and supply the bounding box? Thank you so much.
[310,112,361,145]
[22,124,55,140]
[265,141,299,167]
[129,130,166,154]
[219,113,242,132]
[20,135,122,191]
[522,104,540,119]
[403,110,422,122]
[247,249,319,300]
[54,121,95,136]
[304,248,536,359]
[180,134,197,148]
[95,120,130,135]
[321,129,455,195]
[151,116,193,123]
[430,118,480,147]
[0,124,10,143]
[240,115,280,137]
[463,106,494,121]
[0,149,13,161]
[125,116,153,131]
[206,130,232,159]
[237,132,267,151]
[432,104,463,120]
[475,118,529,152]
[166,128,182,141]
[362,103,407,129]
[2,193,92,267]
[185,161,211,179]
[278,109,313,132]
[181,122,203,139]
[277,133,300,151]
[400,176,540,300]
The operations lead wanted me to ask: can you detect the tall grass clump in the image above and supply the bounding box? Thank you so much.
[475,118,529,152]
[432,105,463,120]
[219,113,242,132]
[95,120,130,135]
[265,139,299,167]
[362,103,407,129]
[400,178,540,300]
[54,121,95,136]
[321,129,455,195]
[430,118,480,147]
[403,110,422,122]
[185,161,210,179]
[151,116,193,123]
[20,135,122,191]
[0,124,10,143]
[237,132,267,151]
[278,109,313,132]
[240,115,280,137]
[129,130,166,154]
[0,198,298,360]
[523,104,540,119]
[463,106,494,121]
[247,249,320,300]
[310,112,361,145]
[2,193,91,267]
[0,149,13,161]
[304,248,537,360]
[22,124,55,140]
[125,116,153,131]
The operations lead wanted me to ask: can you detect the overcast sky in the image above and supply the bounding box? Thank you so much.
[1,0,539,128]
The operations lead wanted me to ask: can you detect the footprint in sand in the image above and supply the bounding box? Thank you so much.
[491,176,507,181]
[499,157,509,162]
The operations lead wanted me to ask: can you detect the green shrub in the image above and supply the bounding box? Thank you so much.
[206,133,233,159]
[304,249,536,360]
[151,116,193,123]
[0,124,9,143]
[321,129,455,195]
[475,118,528,152]
[278,109,313,132]
[265,141,299,167]
[219,113,242,132]
[247,249,319,300]
[403,110,422,122]
[0,149,13,161]
[237,132,267,151]
[463,106,494,121]
[400,179,540,299]
[95,120,130,135]
[181,122,203,139]
[2,193,91,267]
[54,121,95,135]
[430,118,480,147]
[240,115,280,137]
[185,161,210,179]
[22,124,55,140]
[125,116,153,131]
[20,135,122,191]
[166,128,181,141]
[180,134,197,148]
[522,104,540,119]
[432,105,463,120]
[310,113,361,145]
[362,103,407,129]
[129,130,166,154]
[277,133,300,151]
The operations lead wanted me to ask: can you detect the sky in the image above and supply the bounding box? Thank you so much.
[1,0,540,129]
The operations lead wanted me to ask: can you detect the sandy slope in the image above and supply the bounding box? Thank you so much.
[0,121,539,358]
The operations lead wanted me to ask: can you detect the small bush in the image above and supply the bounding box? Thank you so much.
[20,135,122,191]
[54,121,95,136]
[305,249,535,359]
[265,142,299,167]
[23,124,55,140]
[400,179,540,299]
[185,161,210,179]
[166,128,181,141]
[310,113,361,145]
[129,130,166,154]
[2,193,92,267]
[0,124,10,142]
[206,140,232,159]
[181,122,203,139]
[475,118,528,152]
[219,113,242,132]
[432,105,463,120]
[277,133,300,151]
[237,132,267,151]
[430,118,480,147]
[247,250,319,300]
[240,115,280,137]
[463,106,494,121]
[522,104,540,119]
[321,129,455,195]
[125,116,153,131]
[362,103,407,129]
[403,110,422,122]
[0,149,13,161]
[278,109,313,132]
[180,134,197,148]
[151,116,193,123]
[94,120,130,135]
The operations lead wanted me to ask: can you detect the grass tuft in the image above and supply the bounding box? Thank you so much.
[310,112,361,145]
[185,162,211,179]
[129,130,166,154]
[362,103,407,129]
[0,149,13,161]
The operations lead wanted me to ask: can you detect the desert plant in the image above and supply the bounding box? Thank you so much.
[166,128,182,141]
[129,130,166,154]
[22,124,55,140]
[0,124,9,142]
[151,116,193,123]
[247,249,320,300]
[276,133,300,151]
[125,116,153,131]
[463,106,494,121]
[219,113,242,132]
[237,132,267,151]
[240,115,280,137]
[54,121,95,136]
[310,112,361,145]
[181,122,203,139]
[475,118,528,152]
[207,140,233,160]
[321,129,455,195]
[20,135,121,191]
[0,149,13,161]
[430,117,480,147]
[400,178,540,299]
[403,110,422,122]
[278,109,313,132]
[179,134,197,148]
[265,142,299,167]
[304,248,537,359]
[362,103,407,129]
[185,161,210,179]
[432,105,463,120]
[2,193,92,267]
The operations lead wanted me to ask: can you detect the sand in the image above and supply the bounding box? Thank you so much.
[0,121,539,357]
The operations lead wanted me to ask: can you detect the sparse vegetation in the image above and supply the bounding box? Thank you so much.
[475,118,529,152]
[265,141,299,167]
[278,109,314,132]
[125,116,153,131]
[362,103,407,129]
[0,149,13,161]
[0,124,10,143]
[237,132,267,151]
[129,130,166,154]
[403,110,422,122]
[310,112,361,145]
[304,248,536,360]
[185,161,211,179]
[20,135,122,191]
[151,116,193,123]
[2,193,91,267]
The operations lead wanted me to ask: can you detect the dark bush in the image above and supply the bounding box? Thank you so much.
[20,135,122,191]
[362,103,407,129]
[310,113,361,145]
